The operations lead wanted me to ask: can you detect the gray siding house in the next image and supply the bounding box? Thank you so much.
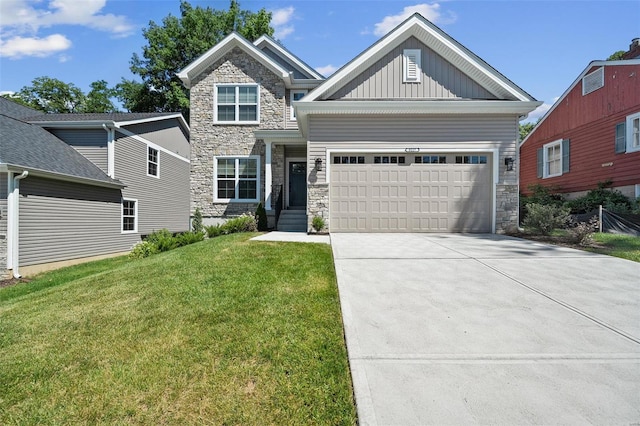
[1,99,190,277]
[179,13,541,233]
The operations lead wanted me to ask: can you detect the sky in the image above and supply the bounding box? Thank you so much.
[0,0,639,122]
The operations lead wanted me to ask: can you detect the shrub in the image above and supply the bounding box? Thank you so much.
[255,203,268,231]
[311,215,325,233]
[521,184,565,207]
[221,214,257,234]
[523,203,570,235]
[176,231,205,247]
[129,241,159,259]
[145,229,178,252]
[205,224,224,238]
[565,181,632,214]
[567,216,599,246]
[191,208,203,233]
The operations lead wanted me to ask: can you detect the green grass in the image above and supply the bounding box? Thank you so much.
[588,233,640,262]
[0,233,356,425]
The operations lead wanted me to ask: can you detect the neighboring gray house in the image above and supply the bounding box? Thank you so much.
[179,13,541,233]
[1,98,190,277]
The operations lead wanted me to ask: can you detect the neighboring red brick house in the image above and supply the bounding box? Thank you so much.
[520,41,640,200]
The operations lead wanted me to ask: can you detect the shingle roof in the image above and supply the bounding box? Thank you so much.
[26,112,179,122]
[0,104,122,187]
[0,97,45,120]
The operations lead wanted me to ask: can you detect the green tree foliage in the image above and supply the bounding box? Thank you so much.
[5,77,118,113]
[118,0,273,119]
[519,122,536,142]
[607,50,626,61]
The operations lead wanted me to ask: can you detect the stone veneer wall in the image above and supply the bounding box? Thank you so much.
[496,184,519,233]
[190,47,286,219]
[271,145,285,210]
[307,183,329,231]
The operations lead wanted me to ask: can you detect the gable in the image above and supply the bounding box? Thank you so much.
[328,37,496,100]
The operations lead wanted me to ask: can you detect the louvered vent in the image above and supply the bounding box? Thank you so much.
[582,67,604,95]
[403,49,421,83]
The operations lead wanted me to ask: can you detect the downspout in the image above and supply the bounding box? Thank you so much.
[11,171,28,279]
[102,123,115,178]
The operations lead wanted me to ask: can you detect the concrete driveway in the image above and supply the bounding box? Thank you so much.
[331,233,640,425]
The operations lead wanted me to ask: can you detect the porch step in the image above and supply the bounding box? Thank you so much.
[277,210,308,232]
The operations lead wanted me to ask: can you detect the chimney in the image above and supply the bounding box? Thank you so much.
[622,38,640,59]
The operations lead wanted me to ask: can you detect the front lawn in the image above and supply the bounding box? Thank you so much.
[0,234,356,424]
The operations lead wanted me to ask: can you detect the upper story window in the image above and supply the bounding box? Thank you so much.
[290,90,307,120]
[214,156,260,202]
[582,67,604,95]
[214,84,259,124]
[615,112,640,154]
[538,139,570,178]
[147,146,159,177]
[403,49,422,83]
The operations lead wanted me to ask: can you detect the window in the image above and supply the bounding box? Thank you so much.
[122,199,137,233]
[455,155,487,164]
[538,139,570,178]
[627,112,640,153]
[374,156,405,164]
[215,84,259,123]
[416,155,447,164]
[147,146,159,177]
[214,156,260,202]
[403,49,422,83]
[582,67,604,95]
[290,90,307,119]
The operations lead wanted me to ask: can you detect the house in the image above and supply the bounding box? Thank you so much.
[520,40,640,200]
[0,98,190,277]
[179,13,540,233]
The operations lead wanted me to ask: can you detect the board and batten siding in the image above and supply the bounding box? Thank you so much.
[307,114,518,184]
[115,135,190,234]
[122,119,190,158]
[0,173,7,270]
[18,176,135,267]
[49,128,109,173]
[328,37,497,100]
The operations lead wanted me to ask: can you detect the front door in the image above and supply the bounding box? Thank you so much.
[288,161,307,208]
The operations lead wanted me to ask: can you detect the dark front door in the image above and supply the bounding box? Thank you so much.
[288,161,307,208]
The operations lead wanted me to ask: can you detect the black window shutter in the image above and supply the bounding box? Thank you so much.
[536,148,543,178]
[615,122,626,153]
[562,139,570,173]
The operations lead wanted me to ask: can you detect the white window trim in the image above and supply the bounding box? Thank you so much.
[213,155,261,203]
[147,146,159,178]
[403,49,422,83]
[290,90,307,120]
[543,139,563,178]
[213,83,260,125]
[626,112,640,153]
[122,198,138,234]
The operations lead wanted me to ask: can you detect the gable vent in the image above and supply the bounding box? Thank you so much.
[403,49,422,83]
[582,67,604,95]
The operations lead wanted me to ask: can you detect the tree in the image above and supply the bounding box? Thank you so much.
[118,0,273,119]
[519,122,536,142]
[607,50,625,61]
[6,77,119,113]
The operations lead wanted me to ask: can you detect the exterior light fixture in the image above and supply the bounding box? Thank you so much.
[315,157,323,171]
[504,157,514,171]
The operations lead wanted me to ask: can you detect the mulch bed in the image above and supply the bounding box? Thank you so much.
[508,232,606,251]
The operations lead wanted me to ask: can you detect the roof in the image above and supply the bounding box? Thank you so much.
[0,102,123,188]
[303,13,537,103]
[26,111,189,131]
[253,34,325,80]
[0,97,44,120]
[520,58,640,147]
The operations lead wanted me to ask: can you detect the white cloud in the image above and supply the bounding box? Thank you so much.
[0,0,135,46]
[523,96,559,123]
[315,64,338,76]
[271,6,295,40]
[373,3,457,37]
[0,34,71,59]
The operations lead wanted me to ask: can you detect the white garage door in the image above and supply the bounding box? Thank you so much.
[329,153,492,232]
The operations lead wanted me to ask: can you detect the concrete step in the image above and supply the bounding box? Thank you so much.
[277,210,307,232]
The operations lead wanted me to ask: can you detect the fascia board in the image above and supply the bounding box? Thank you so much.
[177,33,290,88]
[115,113,190,132]
[520,59,640,147]
[29,121,117,129]
[254,35,325,80]
[306,14,535,102]
[3,164,125,189]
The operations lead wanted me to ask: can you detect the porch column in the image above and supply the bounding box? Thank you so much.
[265,141,272,211]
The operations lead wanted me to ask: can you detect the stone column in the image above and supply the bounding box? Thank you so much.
[265,141,272,211]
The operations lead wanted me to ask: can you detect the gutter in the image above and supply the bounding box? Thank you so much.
[8,171,28,278]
